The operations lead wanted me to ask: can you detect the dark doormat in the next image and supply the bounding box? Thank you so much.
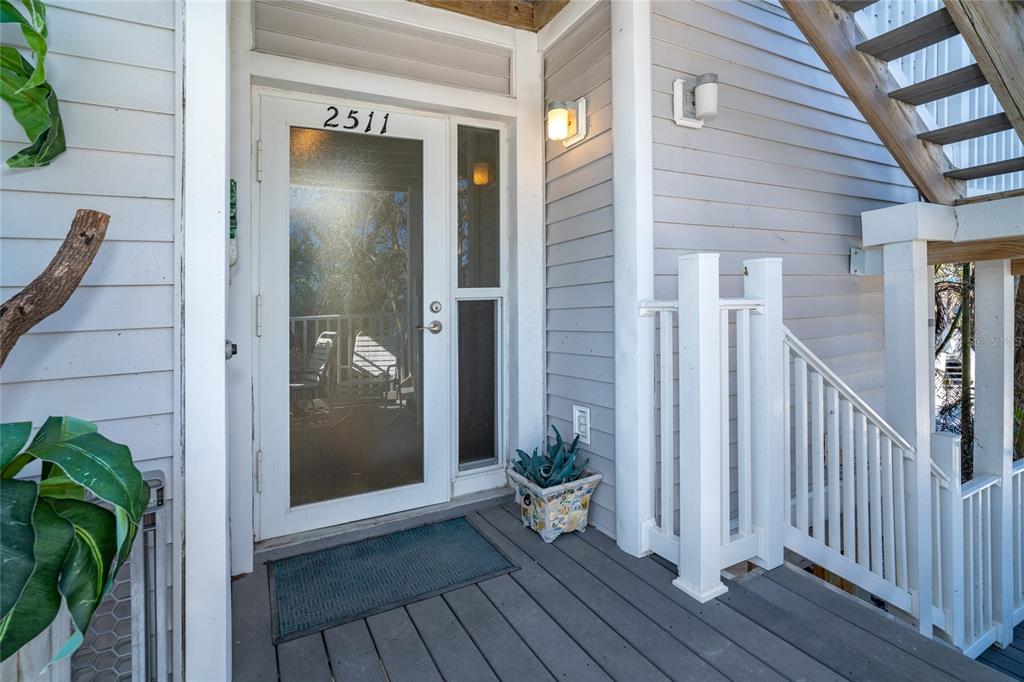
[268,516,517,642]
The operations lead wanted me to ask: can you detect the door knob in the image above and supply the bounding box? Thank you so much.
[417,320,443,334]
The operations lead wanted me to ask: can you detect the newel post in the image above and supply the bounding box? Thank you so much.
[974,258,1014,647]
[932,432,965,650]
[675,253,727,602]
[745,258,785,569]
[883,239,933,636]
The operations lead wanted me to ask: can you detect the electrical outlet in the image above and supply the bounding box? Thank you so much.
[572,405,591,445]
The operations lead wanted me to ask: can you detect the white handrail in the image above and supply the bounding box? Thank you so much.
[784,326,915,455]
[962,473,1000,499]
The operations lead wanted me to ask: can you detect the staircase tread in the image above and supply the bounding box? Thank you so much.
[890,64,988,106]
[857,7,960,61]
[918,113,1013,145]
[945,156,1024,181]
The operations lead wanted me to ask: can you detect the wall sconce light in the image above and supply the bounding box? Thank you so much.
[546,97,587,147]
[472,161,490,186]
[673,73,718,129]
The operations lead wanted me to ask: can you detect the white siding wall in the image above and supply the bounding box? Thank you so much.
[652,0,918,411]
[1,0,177,480]
[650,0,918,520]
[543,2,616,535]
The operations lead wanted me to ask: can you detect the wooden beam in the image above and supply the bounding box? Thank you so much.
[1013,258,1023,276]
[918,112,1012,145]
[928,237,1024,264]
[781,0,965,204]
[532,0,570,30]
[955,187,1024,206]
[889,64,987,106]
[944,156,1024,181]
[833,0,879,12]
[943,0,1024,146]
[856,8,960,62]
[408,0,568,31]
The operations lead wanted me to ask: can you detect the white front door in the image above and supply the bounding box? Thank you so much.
[256,93,450,540]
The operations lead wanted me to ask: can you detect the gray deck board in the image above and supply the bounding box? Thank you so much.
[323,620,388,682]
[442,584,553,681]
[232,502,1006,681]
[406,595,499,682]
[576,525,846,682]
[476,574,613,682]
[554,530,784,681]
[366,608,443,682]
[742,572,955,682]
[276,634,331,682]
[479,505,726,682]
[767,564,1006,682]
[468,510,671,681]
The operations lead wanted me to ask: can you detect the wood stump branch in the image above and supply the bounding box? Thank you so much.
[0,209,110,367]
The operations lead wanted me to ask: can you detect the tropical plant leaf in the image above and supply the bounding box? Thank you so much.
[0,0,47,91]
[0,496,73,662]
[0,479,37,619]
[48,499,117,638]
[0,421,31,473]
[23,429,147,524]
[37,472,85,500]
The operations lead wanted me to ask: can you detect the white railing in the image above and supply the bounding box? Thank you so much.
[640,254,784,601]
[1014,460,1024,624]
[639,252,1021,660]
[856,0,1024,195]
[782,328,916,614]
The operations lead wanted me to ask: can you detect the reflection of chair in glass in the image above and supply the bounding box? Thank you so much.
[337,331,402,410]
[290,331,336,411]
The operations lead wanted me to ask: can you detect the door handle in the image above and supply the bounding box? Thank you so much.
[416,320,443,334]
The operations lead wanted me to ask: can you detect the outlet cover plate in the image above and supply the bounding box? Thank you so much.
[572,405,591,445]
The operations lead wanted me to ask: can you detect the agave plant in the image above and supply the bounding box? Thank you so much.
[513,426,589,488]
[0,417,149,662]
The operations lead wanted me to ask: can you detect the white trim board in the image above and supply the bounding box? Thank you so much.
[862,197,1024,246]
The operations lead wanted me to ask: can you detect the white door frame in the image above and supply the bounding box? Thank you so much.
[254,91,451,540]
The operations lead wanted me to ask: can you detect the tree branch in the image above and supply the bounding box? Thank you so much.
[0,209,109,366]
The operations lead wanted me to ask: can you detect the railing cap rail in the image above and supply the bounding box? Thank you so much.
[961,473,1000,499]
[784,326,916,455]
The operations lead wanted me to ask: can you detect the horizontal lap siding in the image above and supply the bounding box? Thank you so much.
[651,0,917,516]
[544,2,615,536]
[253,0,512,96]
[0,2,176,475]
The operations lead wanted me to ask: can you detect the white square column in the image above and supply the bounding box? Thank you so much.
[883,240,933,636]
[974,259,1014,646]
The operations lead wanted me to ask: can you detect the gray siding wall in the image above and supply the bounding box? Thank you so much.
[544,2,615,535]
[652,0,918,413]
[253,0,513,96]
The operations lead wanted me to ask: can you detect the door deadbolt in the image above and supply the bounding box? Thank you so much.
[429,301,442,313]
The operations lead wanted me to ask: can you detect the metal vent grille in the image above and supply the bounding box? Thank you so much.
[71,475,170,681]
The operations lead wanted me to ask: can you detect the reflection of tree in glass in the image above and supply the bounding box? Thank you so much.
[290,186,410,324]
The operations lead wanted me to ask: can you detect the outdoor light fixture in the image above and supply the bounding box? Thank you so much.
[472,161,490,186]
[546,97,587,147]
[673,73,719,129]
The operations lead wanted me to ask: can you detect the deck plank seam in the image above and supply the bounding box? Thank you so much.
[468,509,663,681]
[480,505,715,681]
[403,602,462,682]
[473,578,560,681]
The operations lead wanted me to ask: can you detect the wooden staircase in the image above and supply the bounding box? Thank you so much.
[781,0,1024,206]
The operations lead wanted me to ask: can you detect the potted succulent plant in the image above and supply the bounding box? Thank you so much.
[509,426,602,543]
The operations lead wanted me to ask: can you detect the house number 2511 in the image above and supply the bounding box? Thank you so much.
[323,107,389,134]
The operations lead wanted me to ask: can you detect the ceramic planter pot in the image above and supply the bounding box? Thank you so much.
[508,469,603,543]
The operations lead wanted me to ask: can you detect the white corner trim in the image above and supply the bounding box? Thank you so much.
[612,0,655,557]
[182,0,231,679]
[537,0,602,52]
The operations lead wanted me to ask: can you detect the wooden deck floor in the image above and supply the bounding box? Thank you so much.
[232,502,1007,681]
[980,626,1024,680]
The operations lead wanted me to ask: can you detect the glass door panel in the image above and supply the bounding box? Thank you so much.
[288,128,424,506]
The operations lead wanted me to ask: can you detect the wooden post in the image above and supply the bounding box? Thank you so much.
[745,258,785,569]
[675,253,727,602]
[932,432,965,650]
[883,239,933,636]
[974,258,1014,647]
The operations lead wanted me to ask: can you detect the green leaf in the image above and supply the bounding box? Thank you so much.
[4,85,64,167]
[0,422,31,473]
[37,472,85,500]
[0,479,37,619]
[48,499,117,641]
[0,497,73,662]
[1,0,47,91]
